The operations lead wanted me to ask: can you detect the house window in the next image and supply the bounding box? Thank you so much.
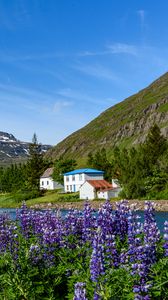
[70,185,72,191]
[66,185,69,191]
[79,174,83,181]
[72,175,75,181]
[41,181,44,186]
[47,181,49,185]
[66,176,69,182]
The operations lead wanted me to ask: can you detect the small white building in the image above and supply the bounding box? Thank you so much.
[40,167,63,190]
[98,187,121,200]
[80,179,113,200]
[63,168,104,193]
[80,179,121,200]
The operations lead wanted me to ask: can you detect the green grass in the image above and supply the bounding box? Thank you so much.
[158,102,168,113]
[45,72,168,163]
[0,194,18,208]
[0,191,81,208]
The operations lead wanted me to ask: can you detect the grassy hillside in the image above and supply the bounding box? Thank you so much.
[46,72,168,164]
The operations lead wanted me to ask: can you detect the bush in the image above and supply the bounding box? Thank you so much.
[56,192,80,202]
[12,189,43,202]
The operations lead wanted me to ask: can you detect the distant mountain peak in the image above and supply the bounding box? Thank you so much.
[0,131,52,165]
[0,132,17,143]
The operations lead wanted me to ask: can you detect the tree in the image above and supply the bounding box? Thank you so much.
[111,125,168,199]
[26,133,44,191]
[87,148,113,181]
[143,124,167,166]
[52,157,77,185]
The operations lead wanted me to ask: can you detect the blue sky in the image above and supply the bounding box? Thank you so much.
[0,0,168,145]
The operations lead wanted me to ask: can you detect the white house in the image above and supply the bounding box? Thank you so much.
[63,168,104,193]
[40,167,63,190]
[97,187,121,200]
[80,179,114,200]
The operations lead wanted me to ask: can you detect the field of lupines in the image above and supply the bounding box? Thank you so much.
[0,200,168,300]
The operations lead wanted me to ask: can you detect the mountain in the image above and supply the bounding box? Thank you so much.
[46,72,168,163]
[0,132,52,165]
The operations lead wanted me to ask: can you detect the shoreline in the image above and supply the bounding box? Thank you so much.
[30,199,168,212]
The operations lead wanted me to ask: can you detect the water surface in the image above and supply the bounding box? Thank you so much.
[0,208,168,232]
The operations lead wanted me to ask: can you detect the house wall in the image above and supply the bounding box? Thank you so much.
[40,177,63,190]
[80,181,95,200]
[97,191,109,200]
[110,188,121,197]
[64,173,104,193]
[98,188,121,199]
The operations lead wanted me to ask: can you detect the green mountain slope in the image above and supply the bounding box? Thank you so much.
[46,72,168,162]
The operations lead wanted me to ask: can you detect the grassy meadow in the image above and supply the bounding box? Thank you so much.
[0,190,81,208]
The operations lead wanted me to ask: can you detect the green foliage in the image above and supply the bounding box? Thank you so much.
[99,268,134,300]
[86,124,168,199]
[0,244,68,299]
[11,189,43,202]
[53,192,80,202]
[111,124,168,199]
[0,163,27,193]
[0,204,168,299]
[149,258,168,299]
[52,157,77,185]
[143,124,167,167]
[0,134,51,197]
[26,133,45,191]
[2,227,167,300]
[87,148,113,181]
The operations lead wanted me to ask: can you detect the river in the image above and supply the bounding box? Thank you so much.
[0,208,168,232]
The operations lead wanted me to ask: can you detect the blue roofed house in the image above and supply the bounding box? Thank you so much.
[63,168,104,193]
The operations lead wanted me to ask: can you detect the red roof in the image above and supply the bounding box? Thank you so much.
[41,167,53,178]
[87,180,112,189]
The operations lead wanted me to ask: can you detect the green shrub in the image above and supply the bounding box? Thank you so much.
[12,189,43,202]
[56,192,80,202]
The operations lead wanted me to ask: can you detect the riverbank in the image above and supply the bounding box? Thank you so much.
[30,199,168,211]
[1,191,168,211]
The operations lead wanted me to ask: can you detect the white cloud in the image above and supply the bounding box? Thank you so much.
[78,42,138,58]
[53,100,73,113]
[107,43,138,56]
[74,63,119,81]
[78,50,107,57]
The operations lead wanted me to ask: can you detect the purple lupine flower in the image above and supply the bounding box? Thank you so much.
[63,209,82,236]
[97,200,114,238]
[131,202,158,300]
[18,203,34,238]
[29,244,42,265]
[73,282,87,300]
[0,213,10,253]
[143,201,160,266]
[93,290,101,300]
[90,227,105,283]
[97,200,119,267]
[82,201,96,243]
[105,233,118,267]
[126,209,143,264]
[163,221,168,256]
[42,213,63,246]
[114,200,129,239]
[0,213,19,262]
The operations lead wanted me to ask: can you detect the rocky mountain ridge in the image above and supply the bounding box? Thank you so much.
[46,72,168,163]
[0,132,52,165]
